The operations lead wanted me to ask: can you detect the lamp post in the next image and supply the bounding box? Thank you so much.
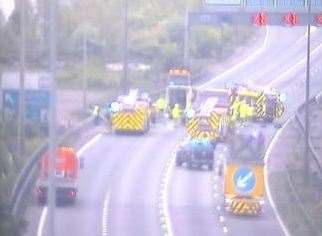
[122,0,128,93]
[304,0,312,181]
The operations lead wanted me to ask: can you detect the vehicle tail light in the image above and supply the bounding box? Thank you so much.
[68,189,76,198]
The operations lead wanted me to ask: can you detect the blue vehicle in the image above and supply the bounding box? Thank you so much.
[175,138,214,170]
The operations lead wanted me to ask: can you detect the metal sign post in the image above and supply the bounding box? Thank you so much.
[304,0,312,181]
[122,0,129,93]
[82,29,88,109]
[48,0,57,235]
[18,0,26,161]
[184,7,190,68]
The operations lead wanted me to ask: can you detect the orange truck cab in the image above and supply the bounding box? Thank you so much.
[36,147,84,205]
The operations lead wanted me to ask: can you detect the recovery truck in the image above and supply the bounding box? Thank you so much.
[223,123,265,216]
[175,138,214,170]
[230,85,285,122]
[36,147,83,205]
[111,89,151,134]
[165,68,193,118]
[186,89,231,144]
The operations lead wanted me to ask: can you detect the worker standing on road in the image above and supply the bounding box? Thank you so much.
[246,102,254,121]
[155,96,166,122]
[93,105,100,125]
[155,96,166,112]
[172,103,182,125]
[239,99,247,122]
[231,97,241,121]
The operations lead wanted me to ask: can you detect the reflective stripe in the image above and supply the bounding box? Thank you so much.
[230,199,261,215]
[112,110,147,132]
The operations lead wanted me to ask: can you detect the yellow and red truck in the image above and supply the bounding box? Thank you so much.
[223,125,265,215]
[36,147,83,205]
[111,90,151,134]
[229,85,285,123]
[165,68,193,117]
[186,89,231,143]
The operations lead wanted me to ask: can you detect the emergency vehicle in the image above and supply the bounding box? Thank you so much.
[230,85,285,122]
[165,68,193,117]
[185,89,231,143]
[223,124,265,216]
[36,147,84,205]
[111,90,151,134]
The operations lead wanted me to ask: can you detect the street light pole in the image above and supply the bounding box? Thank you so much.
[48,0,57,235]
[184,7,190,69]
[122,0,128,93]
[82,30,88,109]
[18,0,26,161]
[304,0,312,181]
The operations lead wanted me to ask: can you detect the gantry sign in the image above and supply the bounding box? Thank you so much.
[194,0,322,26]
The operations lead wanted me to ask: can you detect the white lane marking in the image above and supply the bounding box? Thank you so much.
[264,118,292,236]
[199,26,270,89]
[267,39,322,88]
[36,133,103,236]
[77,133,103,156]
[159,154,175,236]
[102,192,110,236]
[37,207,48,236]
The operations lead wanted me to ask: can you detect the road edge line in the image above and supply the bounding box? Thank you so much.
[36,133,103,236]
[158,151,176,236]
[36,207,48,236]
[264,118,293,236]
[200,26,269,88]
[102,191,110,236]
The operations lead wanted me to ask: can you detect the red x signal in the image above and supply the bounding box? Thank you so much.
[316,14,322,26]
[283,12,298,27]
[252,12,268,27]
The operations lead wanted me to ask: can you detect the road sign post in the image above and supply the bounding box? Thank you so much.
[122,0,129,93]
[304,0,312,182]
[48,0,57,235]
[82,29,88,109]
[184,7,190,68]
[18,0,26,161]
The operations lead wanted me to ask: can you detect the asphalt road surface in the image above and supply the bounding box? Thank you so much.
[25,26,322,236]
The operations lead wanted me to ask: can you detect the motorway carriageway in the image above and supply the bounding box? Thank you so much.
[25,26,322,236]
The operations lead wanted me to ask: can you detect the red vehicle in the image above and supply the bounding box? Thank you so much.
[36,147,83,205]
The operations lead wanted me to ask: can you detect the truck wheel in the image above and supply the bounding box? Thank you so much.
[186,160,192,169]
[264,116,274,123]
[176,157,182,167]
[69,197,76,205]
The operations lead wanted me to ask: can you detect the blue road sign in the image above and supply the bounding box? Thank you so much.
[3,89,50,123]
[233,167,256,193]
